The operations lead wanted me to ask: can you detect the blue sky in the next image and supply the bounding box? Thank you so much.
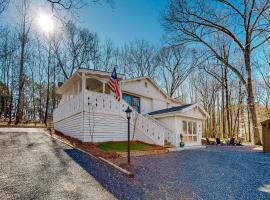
[79,0,167,46]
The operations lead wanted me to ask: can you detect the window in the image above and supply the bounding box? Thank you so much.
[145,82,148,87]
[193,122,197,135]
[188,121,192,135]
[183,121,187,134]
[123,93,140,113]
[182,120,198,143]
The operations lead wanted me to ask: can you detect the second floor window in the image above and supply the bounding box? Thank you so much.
[123,93,140,113]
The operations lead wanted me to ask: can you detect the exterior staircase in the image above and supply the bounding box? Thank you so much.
[54,90,175,146]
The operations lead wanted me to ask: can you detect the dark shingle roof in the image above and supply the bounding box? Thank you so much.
[148,104,193,115]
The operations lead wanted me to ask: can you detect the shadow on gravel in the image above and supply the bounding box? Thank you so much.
[64,149,146,200]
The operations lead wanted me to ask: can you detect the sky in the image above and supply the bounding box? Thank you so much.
[79,0,167,46]
[0,0,167,46]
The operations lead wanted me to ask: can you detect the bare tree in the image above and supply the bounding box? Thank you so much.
[15,0,32,124]
[162,0,270,144]
[52,21,100,79]
[157,46,195,97]
[121,39,158,79]
[0,0,9,14]
[46,0,114,10]
[99,39,121,72]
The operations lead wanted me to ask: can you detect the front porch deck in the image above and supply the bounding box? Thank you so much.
[53,88,174,146]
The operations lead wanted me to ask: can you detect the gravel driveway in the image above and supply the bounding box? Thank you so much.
[1,128,269,200]
[64,146,270,200]
[62,143,270,200]
[126,147,270,200]
[0,128,115,200]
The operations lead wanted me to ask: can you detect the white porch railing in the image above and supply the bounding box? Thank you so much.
[53,90,175,146]
[144,114,175,145]
[84,90,167,145]
[53,92,82,122]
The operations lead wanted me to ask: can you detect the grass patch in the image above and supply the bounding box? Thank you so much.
[98,141,154,152]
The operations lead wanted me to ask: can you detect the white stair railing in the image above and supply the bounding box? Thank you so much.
[54,90,173,146]
[144,114,175,145]
[84,90,167,145]
[120,100,165,146]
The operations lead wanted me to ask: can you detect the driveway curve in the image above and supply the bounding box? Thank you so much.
[0,128,115,200]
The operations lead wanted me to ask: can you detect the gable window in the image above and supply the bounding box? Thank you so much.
[145,82,148,87]
[123,93,140,113]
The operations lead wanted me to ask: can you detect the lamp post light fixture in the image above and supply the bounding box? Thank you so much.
[125,106,132,165]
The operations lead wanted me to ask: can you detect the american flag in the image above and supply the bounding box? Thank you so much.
[107,67,121,101]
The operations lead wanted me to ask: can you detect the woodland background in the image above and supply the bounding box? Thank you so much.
[1,0,270,145]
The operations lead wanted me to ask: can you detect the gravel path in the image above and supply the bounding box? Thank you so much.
[0,128,115,200]
[1,128,269,200]
[63,144,270,200]
[127,146,270,200]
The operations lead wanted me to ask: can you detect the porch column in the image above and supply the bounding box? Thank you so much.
[82,72,86,92]
[102,82,105,93]
[81,72,86,141]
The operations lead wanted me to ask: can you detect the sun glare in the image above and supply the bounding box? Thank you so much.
[38,14,54,33]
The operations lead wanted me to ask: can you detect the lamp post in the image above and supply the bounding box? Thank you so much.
[125,106,132,165]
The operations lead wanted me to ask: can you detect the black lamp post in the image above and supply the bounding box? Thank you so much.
[125,106,132,165]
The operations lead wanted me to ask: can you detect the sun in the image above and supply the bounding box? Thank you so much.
[38,14,54,33]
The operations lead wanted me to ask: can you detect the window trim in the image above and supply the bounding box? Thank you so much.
[122,93,141,113]
[182,120,198,142]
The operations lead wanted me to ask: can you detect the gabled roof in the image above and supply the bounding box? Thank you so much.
[148,103,209,119]
[148,104,193,115]
[122,76,182,104]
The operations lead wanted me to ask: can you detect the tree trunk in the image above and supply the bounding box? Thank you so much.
[44,49,51,125]
[245,49,261,145]
[221,67,225,138]
[15,38,26,124]
[224,65,231,138]
[31,70,36,122]
[247,106,251,142]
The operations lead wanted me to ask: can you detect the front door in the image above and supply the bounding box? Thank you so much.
[182,120,198,144]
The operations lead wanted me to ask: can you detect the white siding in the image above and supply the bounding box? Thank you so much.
[157,116,177,145]
[82,111,164,144]
[122,79,165,100]
[141,97,153,114]
[54,112,84,141]
[82,112,129,142]
[121,79,181,113]
[156,115,203,146]
[181,107,206,120]
[153,99,167,111]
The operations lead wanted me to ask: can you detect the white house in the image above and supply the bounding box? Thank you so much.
[53,68,209,147]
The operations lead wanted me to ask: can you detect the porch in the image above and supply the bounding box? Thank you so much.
[53,69,175,146]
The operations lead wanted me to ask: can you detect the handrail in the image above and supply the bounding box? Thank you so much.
[144,114,174,133]
[144,113,175,145]
[83,90,166,145]
[120,100,165,145]
[54,90,171,146]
